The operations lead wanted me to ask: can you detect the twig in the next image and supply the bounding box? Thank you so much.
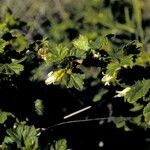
[40,116,114,131]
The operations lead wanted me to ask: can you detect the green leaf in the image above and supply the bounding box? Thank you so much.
[34,99,44,116]
[143,103,150,125]
[5,11,16,26]
[12,32,28,52]
[125,79,150,103]
[130,115,142,126]
[0,110,13,124]
[50,139,68,150]
[0,39,6,54]
[136,52,150,66]
[64,73,85,90]
[7,63,24,75]
[112,117,126,128]
[47,43,69,64]
[71,35,90,58]
[0,23,8,35]
[70,48,87,58]
[106,61,120,76]
[120,55,133,68]
[0,58,25,75]
[106,55,133,78]
[93,88,108,102]
[130,103,144,112]
[90,36,112,53]
[3,122,39,149]
[73,35,89,51]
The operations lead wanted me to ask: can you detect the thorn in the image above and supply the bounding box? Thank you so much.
[63,106,92,119]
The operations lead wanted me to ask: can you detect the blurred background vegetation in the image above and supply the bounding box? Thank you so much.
[0,0,149,42]
[0,0,149,44]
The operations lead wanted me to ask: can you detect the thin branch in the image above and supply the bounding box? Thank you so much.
[40,116,114,131]
[39,116,133,133]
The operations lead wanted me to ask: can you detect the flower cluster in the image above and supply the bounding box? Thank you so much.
[45,69,66,85]
[114,87,131,98]
[101,74,114,86]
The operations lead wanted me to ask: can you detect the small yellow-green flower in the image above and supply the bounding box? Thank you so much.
[45,69,67,85]
[114,87,131,98]
[101,74,113,86]
[38,48,48,61]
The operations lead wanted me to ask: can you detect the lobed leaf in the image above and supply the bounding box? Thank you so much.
[125,79,150,103]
